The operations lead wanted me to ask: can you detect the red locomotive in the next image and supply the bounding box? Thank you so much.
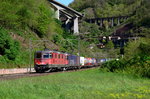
[34,50,69,72]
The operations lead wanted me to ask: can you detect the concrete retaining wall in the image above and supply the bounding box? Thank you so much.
[0,68,34,75]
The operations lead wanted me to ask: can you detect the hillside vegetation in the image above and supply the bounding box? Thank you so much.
[70,0,142,18]
[70,0,150,78]
[99,0,150,78]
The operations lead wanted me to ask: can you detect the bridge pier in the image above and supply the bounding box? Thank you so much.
[111,18,114,27]
[95,19,98,25]
[56,9,60,20]
[74,17,79,35]
[100,19,103,27]
[65,18,71,31]
[117,18,120,25]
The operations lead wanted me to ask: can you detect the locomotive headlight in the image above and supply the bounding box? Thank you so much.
[36,63,39,65]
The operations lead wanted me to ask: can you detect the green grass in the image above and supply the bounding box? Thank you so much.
[0,68,150,99]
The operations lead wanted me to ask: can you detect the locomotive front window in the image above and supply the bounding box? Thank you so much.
[36,52,42,58]
[43,53,52,59]
[43,53,49,58]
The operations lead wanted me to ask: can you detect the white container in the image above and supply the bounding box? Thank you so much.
[80,57,85,66]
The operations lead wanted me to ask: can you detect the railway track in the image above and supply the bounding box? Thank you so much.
[0,66,99,81]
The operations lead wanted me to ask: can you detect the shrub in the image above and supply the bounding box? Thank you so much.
[101,38,150,78]
[101,59,125,72]
[124,56,150,78]
[0,27,20,60]
[101,52,150,78]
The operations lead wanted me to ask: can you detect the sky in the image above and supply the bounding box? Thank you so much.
[55,0,74,6]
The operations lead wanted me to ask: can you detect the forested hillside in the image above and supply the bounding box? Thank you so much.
[70,0,150,36]
[70,0,141,17]
[70,0,150,78]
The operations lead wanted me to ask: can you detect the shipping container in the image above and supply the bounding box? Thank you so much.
[80,57,84,66]
[68,55,80,66]
[91,58,96,65]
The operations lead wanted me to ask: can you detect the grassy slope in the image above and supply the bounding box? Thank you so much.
[0,69,150,99]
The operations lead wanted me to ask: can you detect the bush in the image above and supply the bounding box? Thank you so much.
[101,38,150,78]
[0,27,20,60]
[124,56,150,78]
[101,59,125,72]
[101,55,150,78]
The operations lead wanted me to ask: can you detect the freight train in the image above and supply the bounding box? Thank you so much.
[34,50,108,73]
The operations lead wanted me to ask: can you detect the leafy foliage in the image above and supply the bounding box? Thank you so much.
[0,27,20,60]
[0,0,58,38]
[70,0,142,17]
[101,38,150,78]
[102,59,125,72]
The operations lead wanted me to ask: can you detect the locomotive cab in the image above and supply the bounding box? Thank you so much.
[34,51,52,72]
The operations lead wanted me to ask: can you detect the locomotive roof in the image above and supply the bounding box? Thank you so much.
[36,50,69,55]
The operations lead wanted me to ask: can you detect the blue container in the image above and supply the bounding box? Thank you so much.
[100,59,106,63]
[68,55,80,66]
[91,58,95,65]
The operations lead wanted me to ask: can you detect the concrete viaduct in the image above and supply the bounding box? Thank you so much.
[48,0,83,35]
[85,16,129,28]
